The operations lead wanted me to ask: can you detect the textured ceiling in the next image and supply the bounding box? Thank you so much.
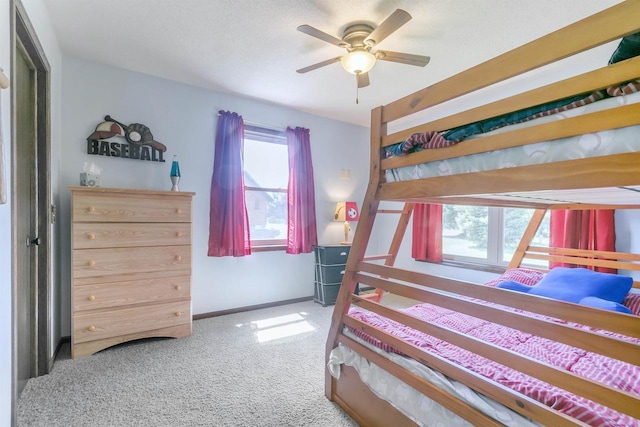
[42,0,622,127]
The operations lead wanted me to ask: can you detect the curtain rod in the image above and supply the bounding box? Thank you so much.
[216,113,286,131]
[245,121,311,135]
[217,114,310,135]
[243,119,286,132]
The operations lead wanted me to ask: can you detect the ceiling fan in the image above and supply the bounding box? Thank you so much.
[296,9,430,100]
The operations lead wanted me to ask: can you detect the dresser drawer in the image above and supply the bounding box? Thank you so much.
[73,222,191,249]
[316,264,347,285]
[315,245,350,265]
[318,283,341,306]
[73,275,191,312]
[73,300,191,344]
[73,193,191,223]
[73,245,191,279]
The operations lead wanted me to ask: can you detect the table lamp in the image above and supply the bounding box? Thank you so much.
[334,201,360,245]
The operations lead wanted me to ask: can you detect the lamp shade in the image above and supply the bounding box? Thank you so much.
[334,201,360,222]
[340,50,376,75]
[334,201,359,245]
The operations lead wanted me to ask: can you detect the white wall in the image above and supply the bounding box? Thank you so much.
[59,58,370,334]
[0,0,62,425]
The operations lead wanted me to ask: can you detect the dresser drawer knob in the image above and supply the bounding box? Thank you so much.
[175,285,182,291]
[87,233,96,240]
[87,260,96,267]
[88,325,96,332]
[175,231,183,237]
[87,206,95,213]
[175,208,182,214]
[175,255,182,261]
[175,311,182,317]
[88,295,96,301]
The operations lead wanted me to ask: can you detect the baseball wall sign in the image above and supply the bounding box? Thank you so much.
[86,115,167,162]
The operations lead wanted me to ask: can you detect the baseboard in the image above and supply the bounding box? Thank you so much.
[193,296,313,320]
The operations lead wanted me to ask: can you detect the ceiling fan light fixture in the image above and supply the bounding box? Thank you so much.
[340,50,376,75]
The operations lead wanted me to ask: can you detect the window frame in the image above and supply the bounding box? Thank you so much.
[243,124,289,251]
[442,206,549,270]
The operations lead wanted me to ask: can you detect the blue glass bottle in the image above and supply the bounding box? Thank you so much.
[170,155,181,191]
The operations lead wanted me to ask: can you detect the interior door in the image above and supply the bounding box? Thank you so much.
[11,5,53,423]
[15,42,37,396]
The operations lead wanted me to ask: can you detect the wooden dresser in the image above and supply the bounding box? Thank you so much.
[70,186,195,358]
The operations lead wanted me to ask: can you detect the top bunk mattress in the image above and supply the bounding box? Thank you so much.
[386,90,640,191]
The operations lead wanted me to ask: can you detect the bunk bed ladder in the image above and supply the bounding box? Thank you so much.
[360,203,415,302]
[508,208,548,270]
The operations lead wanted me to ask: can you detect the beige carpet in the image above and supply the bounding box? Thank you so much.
[17,301,358,427]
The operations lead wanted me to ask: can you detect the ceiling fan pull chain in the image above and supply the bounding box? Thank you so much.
[355,75,359,104]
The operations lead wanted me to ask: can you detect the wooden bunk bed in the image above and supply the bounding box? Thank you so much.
[325,2,640,426]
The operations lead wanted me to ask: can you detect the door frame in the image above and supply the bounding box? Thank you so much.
[10,0,52,421]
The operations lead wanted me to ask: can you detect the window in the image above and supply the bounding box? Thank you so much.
[442,205,550,268]
[243,125,289,249]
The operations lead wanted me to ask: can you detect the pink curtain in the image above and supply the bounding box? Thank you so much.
[412,204,443,262]
[549,210,615,273]
[286,127,317,254]
[208,111,251,257]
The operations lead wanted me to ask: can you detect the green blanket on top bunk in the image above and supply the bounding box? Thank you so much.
[385,32,640,158]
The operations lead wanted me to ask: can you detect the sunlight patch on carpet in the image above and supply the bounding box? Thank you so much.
[250,312,316,343]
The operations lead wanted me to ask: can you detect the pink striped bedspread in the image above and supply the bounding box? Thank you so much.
[347,300,640,426]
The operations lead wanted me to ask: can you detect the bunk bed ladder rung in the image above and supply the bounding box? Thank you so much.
[377,209,405,214]
[362,254,393,261]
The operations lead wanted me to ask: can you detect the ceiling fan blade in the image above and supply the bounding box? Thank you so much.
[376,50,430,67]
[297,25,348,48]
[364,9,411,47]
[296,56,342,74]
[357,72,370,88]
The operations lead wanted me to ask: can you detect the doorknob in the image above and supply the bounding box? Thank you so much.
[26,236,41,247]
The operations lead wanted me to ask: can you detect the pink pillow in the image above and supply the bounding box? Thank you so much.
[484,268,545,288]
[623,291,640,316]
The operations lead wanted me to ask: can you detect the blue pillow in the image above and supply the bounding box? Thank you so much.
[528,267,632,304]
[496,280,533,293]
[579,296,632,314]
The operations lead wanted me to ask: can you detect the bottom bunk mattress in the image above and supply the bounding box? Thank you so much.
[328,273,640,426]
[329,334,541,427]
[386,89,640,183]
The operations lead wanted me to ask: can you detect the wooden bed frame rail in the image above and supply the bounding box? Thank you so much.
[326,2,640,426]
